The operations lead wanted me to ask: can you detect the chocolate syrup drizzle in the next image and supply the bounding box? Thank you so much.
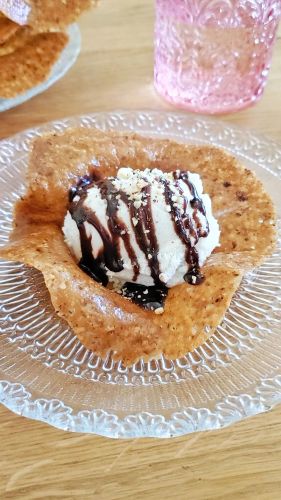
[68,170,209,310]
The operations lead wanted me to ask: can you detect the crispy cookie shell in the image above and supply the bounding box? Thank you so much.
[0,31,68,98]
[0,12,19,44]
[0,26,35,56]
[0,129,276,365]
[0,0,98,31]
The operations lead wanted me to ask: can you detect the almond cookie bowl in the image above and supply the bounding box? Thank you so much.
[0,23,80,112]
[0,111,280,438]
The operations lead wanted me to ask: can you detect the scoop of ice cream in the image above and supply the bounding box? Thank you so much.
[63,167,220,289]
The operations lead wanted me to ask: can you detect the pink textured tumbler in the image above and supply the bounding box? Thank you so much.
[154,0,281,114]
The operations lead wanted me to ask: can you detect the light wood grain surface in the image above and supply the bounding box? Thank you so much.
[1,1,281,499]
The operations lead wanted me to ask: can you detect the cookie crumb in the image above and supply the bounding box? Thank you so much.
[236,190,248,201]
[154,307,164,315]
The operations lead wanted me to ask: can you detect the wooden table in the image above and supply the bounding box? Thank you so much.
[1,1,281,498]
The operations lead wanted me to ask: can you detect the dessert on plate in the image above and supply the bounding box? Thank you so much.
[0,128,276,365]
[0,1,98,98]
[0,30,68,98]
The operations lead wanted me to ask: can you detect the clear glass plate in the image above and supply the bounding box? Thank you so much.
[0,110,281,439]
[0,24,81,113]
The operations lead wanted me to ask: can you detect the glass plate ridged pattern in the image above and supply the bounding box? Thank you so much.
[0,111,281,438]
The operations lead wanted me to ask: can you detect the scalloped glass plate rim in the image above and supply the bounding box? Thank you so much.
[0,110,281,439]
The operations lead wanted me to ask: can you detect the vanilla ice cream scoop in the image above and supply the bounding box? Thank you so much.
[63,168,220,287]
[63,167,220,309]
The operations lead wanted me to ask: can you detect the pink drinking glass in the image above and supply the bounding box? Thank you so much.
[154,0,281,114]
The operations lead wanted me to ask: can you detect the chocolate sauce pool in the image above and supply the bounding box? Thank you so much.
[68,170,209,311]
